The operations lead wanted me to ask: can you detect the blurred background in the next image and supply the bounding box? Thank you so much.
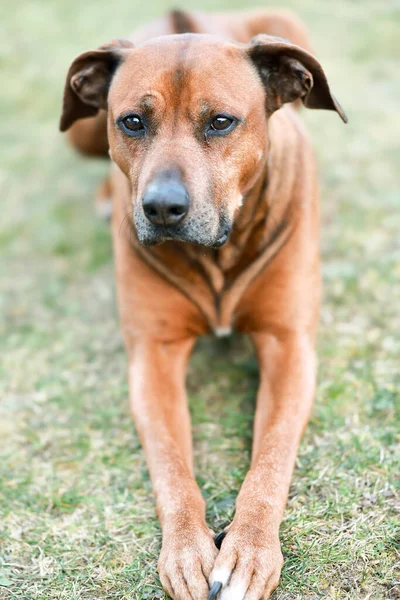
[0,1,399,598]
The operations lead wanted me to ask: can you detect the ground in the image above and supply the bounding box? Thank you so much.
[0,0,399,598]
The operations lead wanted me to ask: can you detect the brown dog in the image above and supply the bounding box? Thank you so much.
[60,8,347,600]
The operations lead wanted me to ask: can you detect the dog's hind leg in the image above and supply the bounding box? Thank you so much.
[95,176,112,222]
[66,112,111,218]
[67,110,109,158]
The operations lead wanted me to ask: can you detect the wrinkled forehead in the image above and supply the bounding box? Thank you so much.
[109,35,263,116]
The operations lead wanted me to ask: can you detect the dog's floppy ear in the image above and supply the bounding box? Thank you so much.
[248,34,347,123]
[59,39,134,132]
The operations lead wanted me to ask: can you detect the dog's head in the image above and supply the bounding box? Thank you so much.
[60,34,346,247]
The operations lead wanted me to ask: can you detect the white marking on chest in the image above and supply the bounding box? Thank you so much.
[214,326,232,338]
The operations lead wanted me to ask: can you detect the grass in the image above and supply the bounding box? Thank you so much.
[0,0,399,598]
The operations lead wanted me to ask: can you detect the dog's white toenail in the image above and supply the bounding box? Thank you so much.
[211,566,231,586]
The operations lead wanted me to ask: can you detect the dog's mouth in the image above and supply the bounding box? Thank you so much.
[213,230,230,248]
[136,223,231,249]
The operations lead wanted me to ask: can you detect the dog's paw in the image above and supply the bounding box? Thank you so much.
[209,519,283,600]
[158,522,218,600]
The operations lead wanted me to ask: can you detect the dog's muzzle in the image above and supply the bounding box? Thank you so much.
[134,169,231,248]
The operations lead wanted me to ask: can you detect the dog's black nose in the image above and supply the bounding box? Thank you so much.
[143,173,190,227]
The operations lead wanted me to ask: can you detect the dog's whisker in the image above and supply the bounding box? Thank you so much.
[119,211,132,237]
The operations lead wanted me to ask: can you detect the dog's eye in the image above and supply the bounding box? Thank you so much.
[206,114,238,138]
[210,116,234,131]
[119,115,145,135]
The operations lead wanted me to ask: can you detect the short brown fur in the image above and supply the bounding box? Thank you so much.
[60,8,346,600]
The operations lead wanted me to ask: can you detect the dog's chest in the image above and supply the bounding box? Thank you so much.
[136,215,291,334]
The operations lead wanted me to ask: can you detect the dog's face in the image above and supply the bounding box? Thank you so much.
[60,34,346,247]
[107,36,268,247]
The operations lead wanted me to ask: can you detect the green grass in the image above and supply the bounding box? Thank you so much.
[0,0,399,598]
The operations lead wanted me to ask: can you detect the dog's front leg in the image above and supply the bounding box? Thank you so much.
[128,337,217,600]
[210,330,316,600]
